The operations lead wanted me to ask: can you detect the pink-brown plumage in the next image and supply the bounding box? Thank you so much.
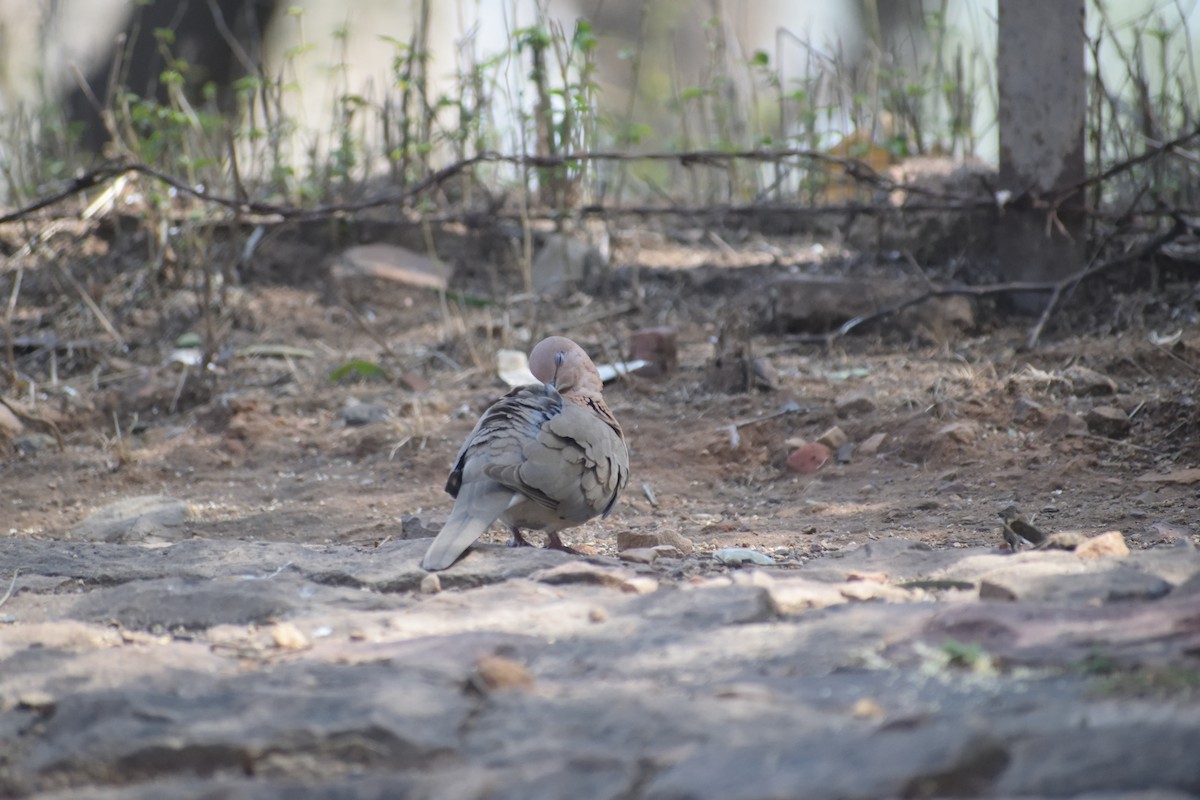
[420,337,628,571]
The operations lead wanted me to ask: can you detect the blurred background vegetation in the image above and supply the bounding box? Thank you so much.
[0,0,1195,213]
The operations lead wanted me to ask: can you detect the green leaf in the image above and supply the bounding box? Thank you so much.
[940,639,987,668]
[329,360,387,382]
[444,290,491,308]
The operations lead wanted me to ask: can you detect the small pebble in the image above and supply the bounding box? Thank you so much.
[713,547,776,567]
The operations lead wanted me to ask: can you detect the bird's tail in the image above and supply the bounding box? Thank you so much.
[420,485,515,571]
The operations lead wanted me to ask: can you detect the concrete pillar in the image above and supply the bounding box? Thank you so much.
[997,0,1087,307]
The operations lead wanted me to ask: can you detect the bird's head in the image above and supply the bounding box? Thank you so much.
[529,336,603,396]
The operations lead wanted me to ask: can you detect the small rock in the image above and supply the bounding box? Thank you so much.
[618,547,659,564]
[13,433,58,456]
[1012,396,1044,424]
[1045,411,1087,438]
[729,569,776,588]
[835,391,876,418]
[270,622,311,650]
[628,327,678,378]
[17,691,56,713]
[1076,531,1130,559]
[0,403,25,438]
[333,243,448,291]
[1035,531,1088,551]
[816,425,848,449]
[340,400,390,427]
[713,547,776,567]
[835,442,854,464]
[858,432,887,456]
[652,545,685,559]
[1064,365,1118,396]
[851,698,887,720]
[787,442,831,474]
[401,514,448,540]
[936,420,979,444]
[1147,521,1195,548]
[473,655,534,692]
[532,562,658,594]
[839,582,912,602]
[420,573,442,594]
[588,607,609,623]
[1086,405,1131,438]
[978,580,1019,601]
[766,577,848,612]
[616,529,695,556]
[397,373,431,393]
[750,358,780,391]
[846,570,889,583]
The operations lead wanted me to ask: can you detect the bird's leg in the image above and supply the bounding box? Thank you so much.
[507,527,534,548]
[544,531,583,554]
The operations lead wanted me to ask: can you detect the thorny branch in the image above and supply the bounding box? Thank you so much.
[1,146,980,227]
[0,569,18,610]
[1,146,1194,351]
[771,218,1189,352]
[1047,123,1200,206]
[5,138,1199,229]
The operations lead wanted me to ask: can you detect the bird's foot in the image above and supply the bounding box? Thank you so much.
[543,532,583,554]
[507,529,534,548]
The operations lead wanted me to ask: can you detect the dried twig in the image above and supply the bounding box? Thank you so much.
[1150,342,1200,377]
[0,396,64,450]
[770,220,1188,352]
[1076,432,1166,456]
[1048,123,1200,206]
[50,264,126,348]
[0,569,18,610]
[718,401,812,448]
[0,147,967,228]
[1025,219,1187,349]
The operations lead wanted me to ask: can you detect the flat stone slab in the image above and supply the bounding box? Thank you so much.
[3,536,1200,798]
[69,495,197,544]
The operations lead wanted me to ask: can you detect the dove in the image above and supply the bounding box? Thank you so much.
[420,336,629,571]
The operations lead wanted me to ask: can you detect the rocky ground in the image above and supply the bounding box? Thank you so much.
[2,223,1199,798]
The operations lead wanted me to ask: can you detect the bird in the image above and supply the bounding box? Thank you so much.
[998,505,1047,550]
[420,336,629,571]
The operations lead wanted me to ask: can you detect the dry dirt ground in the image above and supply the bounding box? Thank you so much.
[2,221,1200,797]
[4,228,1198,557]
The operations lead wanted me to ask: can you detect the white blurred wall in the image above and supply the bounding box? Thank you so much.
[2,0,1198,169]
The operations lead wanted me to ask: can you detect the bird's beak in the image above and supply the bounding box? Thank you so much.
[550,351,565,388]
